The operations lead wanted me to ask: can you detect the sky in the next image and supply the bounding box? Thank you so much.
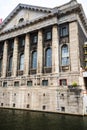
[0,0,87,20]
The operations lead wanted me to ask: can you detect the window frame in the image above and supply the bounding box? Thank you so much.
[32,51,37,69]
[61,44,69,66]
[19,53,24,71]
[45,48,52,67]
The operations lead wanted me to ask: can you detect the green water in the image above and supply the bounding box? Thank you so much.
[0,109,87,130]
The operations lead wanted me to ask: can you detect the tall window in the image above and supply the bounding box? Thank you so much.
[0,58,2,72]
[46,48,52,67]
[61,44,69,66]
[32,51,37,68]
[8,56,13,71]
[19,53,24,70]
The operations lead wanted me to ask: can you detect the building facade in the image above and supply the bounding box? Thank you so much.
[0,0,87,115]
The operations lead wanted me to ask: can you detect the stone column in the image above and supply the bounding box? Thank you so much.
[69,21,79,72]
[24,33,30,76]
[37,29,43,74]
[12,37,18,77]
[2,40,8,77]
[52,25,59,74]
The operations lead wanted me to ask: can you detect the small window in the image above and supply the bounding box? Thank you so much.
[42,80,48,86]
[27,104,30,108]
[19,18,24,23]
[60,79,67,86]
[3,82,7,87]
[1,103,3,106]
[13,103,15,107]
[42,105,46,110]
[14,81,19,87]
[61,107,65,112]
[27,81,32,86]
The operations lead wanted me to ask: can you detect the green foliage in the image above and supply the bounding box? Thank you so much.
[72,82,77,87]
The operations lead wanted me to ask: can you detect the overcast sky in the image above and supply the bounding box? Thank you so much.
[0,0,87,20]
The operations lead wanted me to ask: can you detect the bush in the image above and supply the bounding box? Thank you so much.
[72,82,77,87]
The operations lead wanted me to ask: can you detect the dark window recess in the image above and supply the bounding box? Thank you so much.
[0,58,2,73]
[61,107,65,112]
[30,33,38,44]
[19,37,25,48]
[14,93,16,96]
[60,24,69,37]
[19,18,24,23]
[1,103,3,106]
[27,104,30,108]
[28,93,30,96]
[3,82,7,87]
[60,79,67,86]
[13,103,15,107]
[43,28,52,41]
[0,42,4,54]
[42,80,48,86]
[8,40,14,52]
[8,56,13,71]
[14,81,19,87]
[42,105,46,110]
[43,93,45,96]
[27,81,32,86]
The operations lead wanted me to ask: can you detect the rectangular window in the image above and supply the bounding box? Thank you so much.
[44,28,52,41]
[61,107,65,112]
[3,82,7,87]
[19,37,25,47]
[60,24,68,37]
[14,81,19,87]
[42,80,48,86]
[60,79,67,86]
[33,35,38,43]
[27,81,32,86]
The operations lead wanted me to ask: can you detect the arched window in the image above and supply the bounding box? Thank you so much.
[19,53,24,70]
[8,56,13,71]
[61,44,69,66]
[32,51,37,68]
[46,48,52,67]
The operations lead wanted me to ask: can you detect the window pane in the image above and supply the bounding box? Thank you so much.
[20,54,24,70]
[32,51,37,68]
[42,80,48,86]
[9,56,12,71]
[46,48,52,67]
[47,32,51,40]
[61,45,69,66]
[33,35,37,43]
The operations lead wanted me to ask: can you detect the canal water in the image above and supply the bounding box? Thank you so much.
[0,109,87,130]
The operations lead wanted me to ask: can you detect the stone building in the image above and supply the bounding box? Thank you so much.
[0,0,87,115]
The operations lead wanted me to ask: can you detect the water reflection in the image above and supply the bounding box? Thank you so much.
[0,109,87,130]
